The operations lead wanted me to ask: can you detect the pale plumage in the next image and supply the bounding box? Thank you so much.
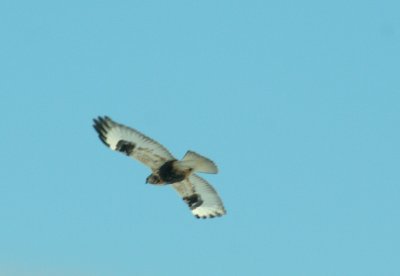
[93,116,226,219]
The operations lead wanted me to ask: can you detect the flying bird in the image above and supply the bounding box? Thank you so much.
[93,116,226,219]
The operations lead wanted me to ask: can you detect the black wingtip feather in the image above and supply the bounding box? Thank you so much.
[93,121,107,136]
[193,211,226,219]
[93,116,111,147]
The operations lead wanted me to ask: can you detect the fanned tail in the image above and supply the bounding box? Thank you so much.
[176,151,218,174]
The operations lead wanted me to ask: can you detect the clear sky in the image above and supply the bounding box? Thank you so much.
[1,0,399,275]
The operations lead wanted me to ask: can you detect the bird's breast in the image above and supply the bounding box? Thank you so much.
[158,160,187,184]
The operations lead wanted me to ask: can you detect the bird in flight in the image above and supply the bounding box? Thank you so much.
[93,116,226,219]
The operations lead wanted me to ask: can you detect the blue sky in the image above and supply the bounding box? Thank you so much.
[1,0,399,275]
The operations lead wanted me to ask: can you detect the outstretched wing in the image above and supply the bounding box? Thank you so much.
[93,116,175,170]
[172,174,226,219]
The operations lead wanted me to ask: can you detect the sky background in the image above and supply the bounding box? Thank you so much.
[1,0,399,275]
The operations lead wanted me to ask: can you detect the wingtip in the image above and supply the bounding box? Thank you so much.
[193,210,226,219]
[93,115,113,123]
[92,115,111,147]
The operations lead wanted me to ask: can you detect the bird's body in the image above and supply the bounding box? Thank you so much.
[93,116,226,219]
[153,160,187,184]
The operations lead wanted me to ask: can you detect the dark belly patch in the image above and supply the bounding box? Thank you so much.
[183,194,203,210]
[116,140,135,156]
[158,160,186,184]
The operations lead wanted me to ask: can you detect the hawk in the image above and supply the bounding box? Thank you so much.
[93,116,226,219]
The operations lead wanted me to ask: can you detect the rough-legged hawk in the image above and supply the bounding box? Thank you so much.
[93,116,226,219]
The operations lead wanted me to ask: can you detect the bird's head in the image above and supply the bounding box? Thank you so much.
[146,174,162,184]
